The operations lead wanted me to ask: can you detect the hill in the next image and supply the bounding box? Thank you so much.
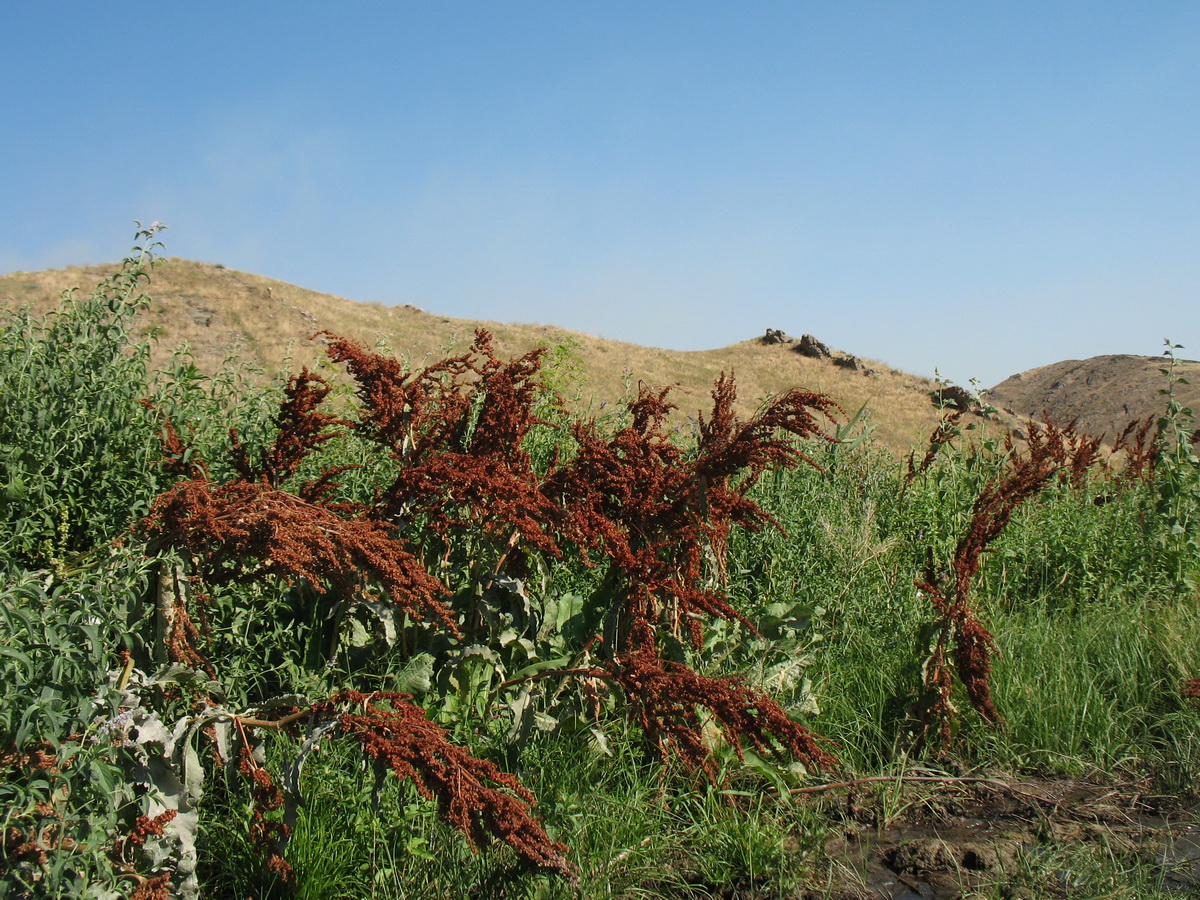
[0,257,969,452]
[987,354,1200,442]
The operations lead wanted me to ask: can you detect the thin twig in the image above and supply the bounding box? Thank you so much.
[500,666,602,691]
[235,708,312,730]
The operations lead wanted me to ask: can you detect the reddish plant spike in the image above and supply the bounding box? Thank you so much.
[322,330,567,563]
[139,399,209,481]
[954,611,1001,724]
[236,743,293,884]
[257,370,351,486]
[1112,415,1160,483]
[380,453,562,558]
[318,691,576,879]
[605,651,838,780]
[916,418,1108,745]
[143,480,456,642]
[906,409,966,483]
[545,374,838,657]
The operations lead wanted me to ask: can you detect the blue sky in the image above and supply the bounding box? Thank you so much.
[2,2,1197,387]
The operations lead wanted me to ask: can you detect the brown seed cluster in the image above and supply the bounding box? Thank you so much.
[113,810,178,856]
[236,741,293,883]
[604,650,839,781]
[915,419,1104,745]
[127,873,171,900]
[1112,415,1160,483]
[320,691,575,879]
[906,409,967,483]
[139,329,844,878]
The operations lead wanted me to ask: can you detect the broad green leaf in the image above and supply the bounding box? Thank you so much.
[393,653,435,695]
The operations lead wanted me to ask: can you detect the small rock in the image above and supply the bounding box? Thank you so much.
[187,309,217,327]
[932,385,977,411]
[796,334,832,359]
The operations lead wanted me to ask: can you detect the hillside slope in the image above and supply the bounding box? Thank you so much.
[2,258,983,451]
[987,354,1200,441]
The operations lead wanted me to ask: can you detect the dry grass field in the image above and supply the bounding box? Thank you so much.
[1,257,969,451]
[11,256,1184,451]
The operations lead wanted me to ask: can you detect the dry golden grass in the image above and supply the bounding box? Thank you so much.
[0,258,985,453]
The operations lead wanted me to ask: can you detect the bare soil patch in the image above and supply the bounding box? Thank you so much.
[805,777,1200,899]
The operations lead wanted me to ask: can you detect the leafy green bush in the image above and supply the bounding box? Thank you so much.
[0,225,168,571]
[0,569,143,897]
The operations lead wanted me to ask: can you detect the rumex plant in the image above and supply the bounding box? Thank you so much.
[132,327,842,888]
[905,408,967,484]
[314,691,573,878]
[540,375,842,775]
[138,365,566,883]
[1111,415,1159,484]
[910,420,1102,747]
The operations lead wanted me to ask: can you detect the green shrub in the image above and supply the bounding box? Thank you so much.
[0,226,164,570]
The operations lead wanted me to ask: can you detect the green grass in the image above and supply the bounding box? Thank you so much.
[985,595,1200,786]
[195,729,832,900]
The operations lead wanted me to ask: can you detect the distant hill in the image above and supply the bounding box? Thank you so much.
[987,354,1200,442]
[0,257,1016,452]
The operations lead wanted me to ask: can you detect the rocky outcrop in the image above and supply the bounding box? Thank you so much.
[834,354,861,372]
[795,334,832,359]
[766,332,876,377]
[931,384,978,411]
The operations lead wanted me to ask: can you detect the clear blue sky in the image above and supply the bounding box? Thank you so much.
[2,2,1197,387]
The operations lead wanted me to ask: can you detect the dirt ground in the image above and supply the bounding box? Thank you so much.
[797,776,1200,900]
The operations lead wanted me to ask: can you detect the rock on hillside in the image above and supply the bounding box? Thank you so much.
[987,354,1200,441]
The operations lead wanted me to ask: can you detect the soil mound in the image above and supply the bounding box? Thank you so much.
[987,354,1200,442]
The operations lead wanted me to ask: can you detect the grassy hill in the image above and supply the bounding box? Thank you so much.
[0,257,965,451]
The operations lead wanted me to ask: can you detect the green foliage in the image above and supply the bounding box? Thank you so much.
[0,225,166,570]
[0,570,143,897]
[1154,340,1200,591]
